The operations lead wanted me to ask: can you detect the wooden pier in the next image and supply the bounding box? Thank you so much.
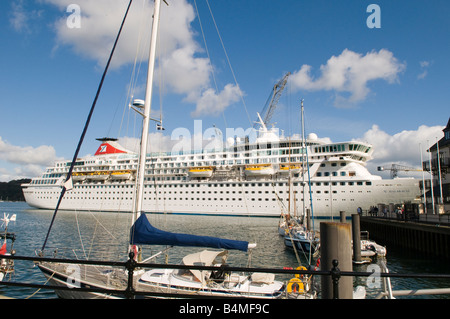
[360,216,450,259]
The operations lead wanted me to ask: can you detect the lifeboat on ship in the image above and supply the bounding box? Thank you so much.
[110,170,133,180]
[244,164,274,176]
[86,171,110,181]
[188,166,214,178]
[279,163,302,174]
[71,172,87,181]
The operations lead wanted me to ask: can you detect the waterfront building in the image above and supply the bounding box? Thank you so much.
[423,117,450,214]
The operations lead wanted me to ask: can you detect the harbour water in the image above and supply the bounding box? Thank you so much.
[1,201,449,299]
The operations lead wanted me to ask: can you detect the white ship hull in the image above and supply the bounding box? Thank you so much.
[22,136,421,218]
[22,177,419,217]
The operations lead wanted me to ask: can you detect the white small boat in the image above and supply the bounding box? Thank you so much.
[110,170,133,180]
[360,239,387,257]
[244,164,275,176]
[38,214,286,299]
[137,249,285,298]
[353,231,387,258]
[188,166,213,178]
[72,173,87,181]
[86,172,110,181]
[279,164,302,174]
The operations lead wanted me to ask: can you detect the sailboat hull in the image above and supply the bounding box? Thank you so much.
[37,261,285,299]
[284,237,315,253]
[37,262,126,299]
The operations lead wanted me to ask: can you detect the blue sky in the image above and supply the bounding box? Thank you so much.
[0,0,449,181]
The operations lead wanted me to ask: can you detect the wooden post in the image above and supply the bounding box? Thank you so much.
[320,222,353,299]
[352,214,361,263]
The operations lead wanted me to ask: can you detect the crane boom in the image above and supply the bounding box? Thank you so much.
[377,164,422,178]
[254,72,290,129]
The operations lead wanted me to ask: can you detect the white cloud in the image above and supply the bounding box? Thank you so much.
[0,137,60,181]
[9,0,43,33]
[160,45,212,95]
[44,0,153,68]
[190,84,243,117]
[417,60,431,80]
[356,124,444,177]
[0,137,57,166]
[43,0,241,117]
[290,49,406,107]
[9,0,28,32]
[119,132,174,154]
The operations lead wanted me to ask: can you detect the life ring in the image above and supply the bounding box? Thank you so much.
[287,278,304,293]
[295,266,307,279]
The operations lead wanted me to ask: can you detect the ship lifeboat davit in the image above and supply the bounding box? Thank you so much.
[244,164,274,176]
[188,166,213,178]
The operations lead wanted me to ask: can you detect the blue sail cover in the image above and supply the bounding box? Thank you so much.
[130,214,249,252]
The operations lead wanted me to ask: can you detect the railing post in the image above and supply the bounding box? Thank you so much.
[125,251,136,299]
[331,259,341,299]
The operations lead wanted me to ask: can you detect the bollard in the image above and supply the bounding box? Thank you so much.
[320,222,353,299]
[352,214,362,263]
[340,211,346,223]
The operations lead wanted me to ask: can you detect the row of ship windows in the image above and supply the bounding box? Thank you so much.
[33,189,370,197]
[30,180,373,189]
[31,181,374,196]
[33,195,359,202]
[314,143,371,154]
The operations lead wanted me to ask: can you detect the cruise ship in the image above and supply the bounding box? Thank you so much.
[21,123,421,218]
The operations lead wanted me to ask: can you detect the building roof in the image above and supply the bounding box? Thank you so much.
[428,117,450,152]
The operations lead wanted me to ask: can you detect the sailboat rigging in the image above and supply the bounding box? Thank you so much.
[36,0,287,299]
[281,100,319,264]
[40,0,134,253]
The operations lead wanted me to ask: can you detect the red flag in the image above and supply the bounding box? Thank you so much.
[0,242,6,255]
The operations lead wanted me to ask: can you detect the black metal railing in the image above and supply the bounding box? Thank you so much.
[362,210,450,225]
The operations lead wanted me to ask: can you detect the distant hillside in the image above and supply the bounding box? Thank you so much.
[0,179,31,202]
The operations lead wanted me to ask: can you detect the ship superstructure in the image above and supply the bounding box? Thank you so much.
[22,127,420,217]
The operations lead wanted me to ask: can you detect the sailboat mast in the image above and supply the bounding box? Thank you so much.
[301,100,314,231]
[133,0,162,224]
